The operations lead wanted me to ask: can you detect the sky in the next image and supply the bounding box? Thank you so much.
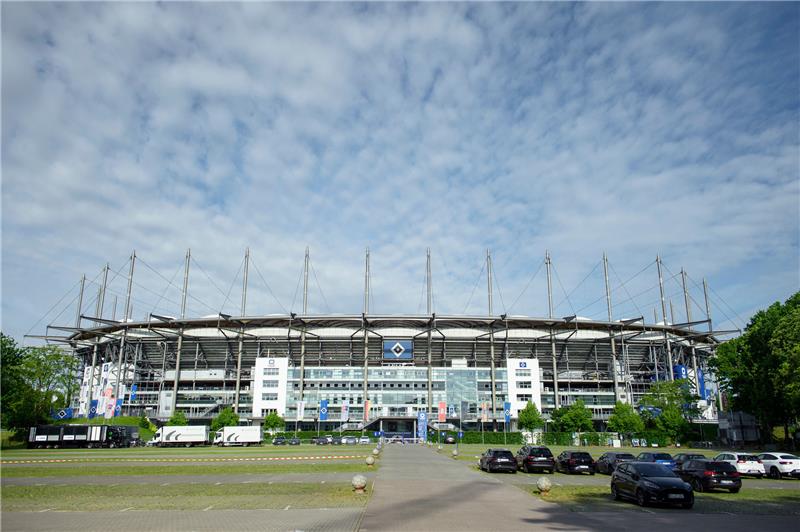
[2,2,798,344]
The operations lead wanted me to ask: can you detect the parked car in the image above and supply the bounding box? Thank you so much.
[386,435,405,444]
[272,436,287,445]
[331,436,343,445]
[288,437,301,445]
[713,452,766,478]
[444,435,456,444]
[555,451,595,475]
[341,436,357,445]
[596,452,636,474]
[756,453,800,479]
[636,452,677,471]
[311,436,328,445]
[678,459,741,493]
[611,462,693,508]
[479,449,517,474]
[358,436,371,445]
[516,446,555,473]
[673,453,708,471]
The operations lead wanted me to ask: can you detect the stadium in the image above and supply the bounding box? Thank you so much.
[44,248,725,433]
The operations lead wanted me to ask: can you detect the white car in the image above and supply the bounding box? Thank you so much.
[757,453,800,479]
[713,452,766,478]
[358,436,371,445]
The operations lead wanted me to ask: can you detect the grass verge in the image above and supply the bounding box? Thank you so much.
[523,485,800,515]
[2,461,372,477]
[1,482,369,511]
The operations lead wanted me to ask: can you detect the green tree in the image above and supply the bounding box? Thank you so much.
[167,411,189,426]
[771,305,800,442]
[262,412,285,433]
[210,407,240,432]
[638,380,699,444]
[550,399,593,433]
[517,401,545,431]
[606,401,644,438]
[713,292,800,443]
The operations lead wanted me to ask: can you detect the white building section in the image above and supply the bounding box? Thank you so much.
[252,357,289,418]
[505,358,542,417]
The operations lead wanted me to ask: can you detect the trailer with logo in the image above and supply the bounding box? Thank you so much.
[213,426,261,447]
[27,424,138,448]
[148,425,208,447]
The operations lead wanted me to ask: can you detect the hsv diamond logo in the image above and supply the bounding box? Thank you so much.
[383,340,412,360]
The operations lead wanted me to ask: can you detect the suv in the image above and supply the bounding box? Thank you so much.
[479,449,517,474]
[636,452,677,471]
[678,459,741,493]
[713,452,765,478]
[596,452,636,474]
[555,451,595,475]
[516,446,555,474]
[341,436,357,445]
[757,453,800,479]
[673,453,707,471]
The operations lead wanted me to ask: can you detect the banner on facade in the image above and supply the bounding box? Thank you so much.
[340,402,349,421]
[296,400,305,421]
[319,399,329,421]
[438,401,446,422]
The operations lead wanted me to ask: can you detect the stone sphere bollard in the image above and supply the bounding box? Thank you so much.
[365,455,375,468]
[372,448,380,456]
[438,444,442,450]
[352,474,368,493]
[452,449,459,458]
[537,476,552,494]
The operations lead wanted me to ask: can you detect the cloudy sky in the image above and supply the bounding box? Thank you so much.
[2,2,798,343]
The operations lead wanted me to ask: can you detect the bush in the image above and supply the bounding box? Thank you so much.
[167,411,189,426]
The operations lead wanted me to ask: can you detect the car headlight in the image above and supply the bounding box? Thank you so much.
[642,480,660,490]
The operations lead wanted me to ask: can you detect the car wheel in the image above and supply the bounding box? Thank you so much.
[611,483,621,501]
[243,443,248,448]
[511,469,517,474]
[729,488,740,494]
[185,443,191,448]
[682,501,694,510]
[692,479,703,493]
[590,471,595,476]
[636,490,648,507]
[770,467,781,479]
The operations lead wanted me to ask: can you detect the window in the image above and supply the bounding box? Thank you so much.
[263,380,279,388]
[515,369,531,377]
[517,381,532,389]
[516,394,532,402]
[261,393,278,401]
[263,368,280,376]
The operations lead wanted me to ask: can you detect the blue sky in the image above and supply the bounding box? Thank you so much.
[2,2,798,342]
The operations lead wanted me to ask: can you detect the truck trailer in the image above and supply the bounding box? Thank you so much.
[148,425,208,447]
[213,426,262,446]
[28,424,139,448]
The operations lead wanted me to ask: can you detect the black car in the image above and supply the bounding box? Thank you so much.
[678,460,741,493]
[272,436,287,445]
[288,437,301,445]
[596,452,636,474]
[555,451,595,475]
[444,435,456,444]
[611,462,694,509]
[479,449,517,473]
[311,436,328,445]
[673,453,707,471]
[516,446,555,473]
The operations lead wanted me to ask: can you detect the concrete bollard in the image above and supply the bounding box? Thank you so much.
[365,456,375,468]
[452,449,459,458]
[537,476,552,494]
[353,474,368,492]
[372,448,380,457]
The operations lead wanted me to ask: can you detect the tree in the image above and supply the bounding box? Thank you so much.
[638,380,699,444]
[712,291,800,443]
[211,407,239,432]
[606,401,644,438]
[517,401,545,431]
[550,399,593,433]
[262,412,285,433]
[167,411,189,426]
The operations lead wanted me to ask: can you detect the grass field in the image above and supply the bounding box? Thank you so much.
[1,444,372,457]
[1,482,370,511]
[523,484,800,515]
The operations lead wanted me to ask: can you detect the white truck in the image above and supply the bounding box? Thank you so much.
[148,425,208,447]
[213,426,262,447]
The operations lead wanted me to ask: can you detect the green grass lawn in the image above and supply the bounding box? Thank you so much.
[1,461,373,477]
[1,444,370,457]
[1,482,370,511]
[523,485,800,515]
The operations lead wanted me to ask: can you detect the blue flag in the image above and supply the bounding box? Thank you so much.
[504,401,511,425]
[52,407,73,420]
[130,384,138,401]
[88,400,98,419]
[319,399,329,421]
[114,398,123,417]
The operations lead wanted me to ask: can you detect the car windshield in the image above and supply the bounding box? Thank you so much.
[573,452,592,459]
[708,462,736,472]
[617,454,635,459]
[738,455,758,461]
[780,455,799,460]
[688,454,706,459]
[494,451,514,459]
[636,463,675,478]
[653,453,673,460]
[531,449,552,457]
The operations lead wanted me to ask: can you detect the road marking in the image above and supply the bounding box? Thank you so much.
[161,482,169,486]
[203,505,214,511]
[284,505,291,510]
[120,507,134,512]
[215,482,221,485]
[641,509,654,514]
[38,509,54,513]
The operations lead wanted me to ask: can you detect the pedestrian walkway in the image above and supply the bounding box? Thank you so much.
[359,444,551,531]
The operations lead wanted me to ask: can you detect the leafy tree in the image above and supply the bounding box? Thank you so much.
[638,380,699,444]
[262,412,285,433]
[606,401,644,437]
[211,407,239,432]
[713,292,800,443]
[517,401,545,431]
[167,411,189,426]
[550,399,593,433]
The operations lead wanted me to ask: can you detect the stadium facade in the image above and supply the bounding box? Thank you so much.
[53,248,724,432]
